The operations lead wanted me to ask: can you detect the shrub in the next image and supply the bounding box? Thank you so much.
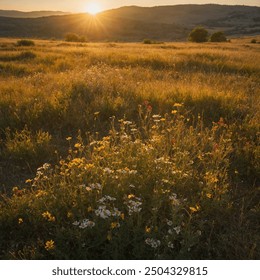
[188,27,209,43]
[143,39,152,44]
[16,40,35,47]
[250,39,257,44]
[210,32,227,42]
[65,33,86,43]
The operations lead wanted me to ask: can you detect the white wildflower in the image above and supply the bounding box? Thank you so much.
[145,238,161,249]
[174,226,181,235]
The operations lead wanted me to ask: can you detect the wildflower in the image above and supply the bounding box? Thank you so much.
[67,212,73,218]
[145,238,161,249]
[42,211,56,222]
[152,114,162,118]
[173,103,183,107]
[72,221,80,226]
[166,219,173,226]
[145,226,151,233]
[18,218,23,224]
[174,226,181,235]
[169,193,180,206]
[74,143,82,149]
[104,167,113,174]
[25,179,33,184]
[168,242,174,249]
[111,222,120,229]
[206,193,212,199]
[98,195,116,204]
[125,196,142,215]
[171,110,178,114]
[189,204,200,213]
[78,219,95,229]
[95,206,112,219]
[87,206,93,212]
[121,213,125,220]
[66,137,72,141]
[35,190,48,198]
[45,240,55,251]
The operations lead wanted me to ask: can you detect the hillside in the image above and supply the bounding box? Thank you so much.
[0,10,69,18]
[0,4,259,41]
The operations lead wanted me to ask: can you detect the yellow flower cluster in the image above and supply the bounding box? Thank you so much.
[42,211,56,222]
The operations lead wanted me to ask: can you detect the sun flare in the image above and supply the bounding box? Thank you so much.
[85,2,102,15]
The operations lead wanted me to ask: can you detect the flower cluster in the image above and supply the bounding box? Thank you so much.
[124,195,142,215]
[73,219,95,229]
[145,238,161,249]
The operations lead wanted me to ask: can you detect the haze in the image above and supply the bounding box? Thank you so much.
[1,0,260,12]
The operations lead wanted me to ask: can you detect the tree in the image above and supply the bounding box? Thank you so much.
[65,33,86,42]
[188,27,209,43]
[210,31,227,42]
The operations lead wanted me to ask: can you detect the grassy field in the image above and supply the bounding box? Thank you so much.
[0,37,259,259]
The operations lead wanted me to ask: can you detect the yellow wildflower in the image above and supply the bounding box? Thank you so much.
[74,143,82,149]
[18,218,23,224]
[66,137,72,141]
[45,240,55,251]
[25,179,33,184]
[173,103,183,107]
[171,110,178,114]
[87,206,93,212]
[42,211,56,222]
[189,204,201,213]
[145,226,151,233]
[206,193,212,199]
[67,212,73,218]
[110,222,120,229]
[121,213,125,220]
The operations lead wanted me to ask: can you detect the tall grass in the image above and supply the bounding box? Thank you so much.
[0,38,259,259]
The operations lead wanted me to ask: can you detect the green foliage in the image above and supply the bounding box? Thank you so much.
[210,32,227,42]
[5,126,52,164]
[65,33,87,43]
[188,27,209,43]
[16,39,35,47]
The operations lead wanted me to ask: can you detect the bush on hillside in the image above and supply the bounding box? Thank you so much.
[188,27,209,43]
[65,33,87,43]
[210,32,227,42]
[16,40,35,47]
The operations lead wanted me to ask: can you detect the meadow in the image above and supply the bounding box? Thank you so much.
[0,37,259,259]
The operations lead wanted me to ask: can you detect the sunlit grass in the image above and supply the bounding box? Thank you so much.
[0,38,259,259]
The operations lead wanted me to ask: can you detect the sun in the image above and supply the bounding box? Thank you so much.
[85,2,102,15]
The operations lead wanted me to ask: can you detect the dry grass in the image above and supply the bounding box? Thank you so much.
[0,37,259,259]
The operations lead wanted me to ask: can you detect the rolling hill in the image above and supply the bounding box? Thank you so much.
[0,4,259,41]
[0,10,69,18]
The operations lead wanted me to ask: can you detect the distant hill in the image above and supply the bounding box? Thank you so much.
[0,10,69,18]
[0,4,259,41]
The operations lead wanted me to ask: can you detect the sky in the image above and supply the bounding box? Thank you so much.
[0,0,259,12]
